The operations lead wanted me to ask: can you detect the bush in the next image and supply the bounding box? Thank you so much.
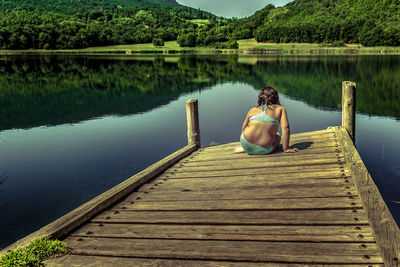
[226,39,239,49]
[212,40,239,49]
[152,38,164,46]
[177,32,196,47]
[319,40,346,47]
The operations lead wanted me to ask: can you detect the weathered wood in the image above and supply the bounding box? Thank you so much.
[164,157,346,173]
[333,126,400,267]
[63,237,383,264]
[0,144,198,257]
[342,81,356,142]
[127,184,358,201]
[93,209,370,225]
[140,176,351,192]
[115,196,363,210]
[186,98,200,146]
[159,165,348,179]
[177,156,345,171]
[72,223,375,242]
[202,139,339,153]
[45,255,384,267]
[180,152,345,167]
[186,149,344,162]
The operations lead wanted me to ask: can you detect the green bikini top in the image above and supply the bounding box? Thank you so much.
[249,105,280,125]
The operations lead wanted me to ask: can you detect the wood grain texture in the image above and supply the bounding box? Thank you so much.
[92,209,370,225]
[114,196,363,211]
[63,237,383,264]
[187,147,343,161]
[341,81,356,141]
[72,223,376,242]
[186,99,200,146]
[333,126,400,267]
[160,165,348,179]
[44,254,384,267]
[139,176,351,192]
[180,153,345,167]
[127,184,358,201]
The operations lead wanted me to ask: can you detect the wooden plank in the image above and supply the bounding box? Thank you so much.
[92,209,370,225]
[45,254,384,267]
[127,184,358,201]
[139,176,351,192]
[63,237,383,264]
[114,196,363,211]
[333,126,400,266]
[72,223,376,242]
[164,158,346,173]
[186,149,344,162]
[201,140,339,153]
[180,153,344,167]
[160,165,348,179]
[0,144,198,256]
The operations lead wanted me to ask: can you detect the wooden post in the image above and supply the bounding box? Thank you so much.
[342,81,356,142]
[186,99,200,147]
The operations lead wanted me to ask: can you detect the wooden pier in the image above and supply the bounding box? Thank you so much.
[2,82,399,266]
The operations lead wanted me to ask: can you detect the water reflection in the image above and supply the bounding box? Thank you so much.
[1,55,399,131]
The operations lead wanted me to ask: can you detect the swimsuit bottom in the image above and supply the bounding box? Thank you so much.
[240,134,274,155]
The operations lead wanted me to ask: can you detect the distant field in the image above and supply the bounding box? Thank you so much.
[188,19,210,25]
[1,39,399,55]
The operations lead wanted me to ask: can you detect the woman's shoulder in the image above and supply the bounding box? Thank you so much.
[270,104,285,111]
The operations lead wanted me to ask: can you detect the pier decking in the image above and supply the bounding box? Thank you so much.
[42,127,398,266]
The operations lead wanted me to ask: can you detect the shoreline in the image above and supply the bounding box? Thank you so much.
[1,48,400,56]
[1,39,400,56]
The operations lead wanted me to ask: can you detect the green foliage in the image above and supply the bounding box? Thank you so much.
[212,40,239,49]
[319,40,346,47]
[249,0,400,46]
[0,237,68,266]
[0,0,182,14]
[177,32,197,47]
[152,37,164,46]
[0,1,214,49]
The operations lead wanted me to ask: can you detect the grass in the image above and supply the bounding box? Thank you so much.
[1,39,400,55]
[187,19,210,25]
[0,238,69,267]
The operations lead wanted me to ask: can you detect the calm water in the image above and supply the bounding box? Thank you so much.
[0,55,399,249]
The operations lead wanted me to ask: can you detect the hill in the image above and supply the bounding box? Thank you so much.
[0,0,183,14]
[239,0,400,46]
[163,0,400,49]
[0,0,215,49]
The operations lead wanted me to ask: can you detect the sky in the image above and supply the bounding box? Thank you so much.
[176,0,293,18]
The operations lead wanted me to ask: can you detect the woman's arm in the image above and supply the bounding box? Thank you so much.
[280,107,299,153]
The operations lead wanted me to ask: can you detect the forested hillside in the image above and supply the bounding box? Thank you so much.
[0,0,182,13]
[0,0,214,49]
[0,0,399,49]
[177,0,400,47]
[252,0,400,46]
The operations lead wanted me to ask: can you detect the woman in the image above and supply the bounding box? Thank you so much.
[234,87,299,154]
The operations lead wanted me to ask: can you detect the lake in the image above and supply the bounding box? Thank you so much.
[0,54,399,249]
